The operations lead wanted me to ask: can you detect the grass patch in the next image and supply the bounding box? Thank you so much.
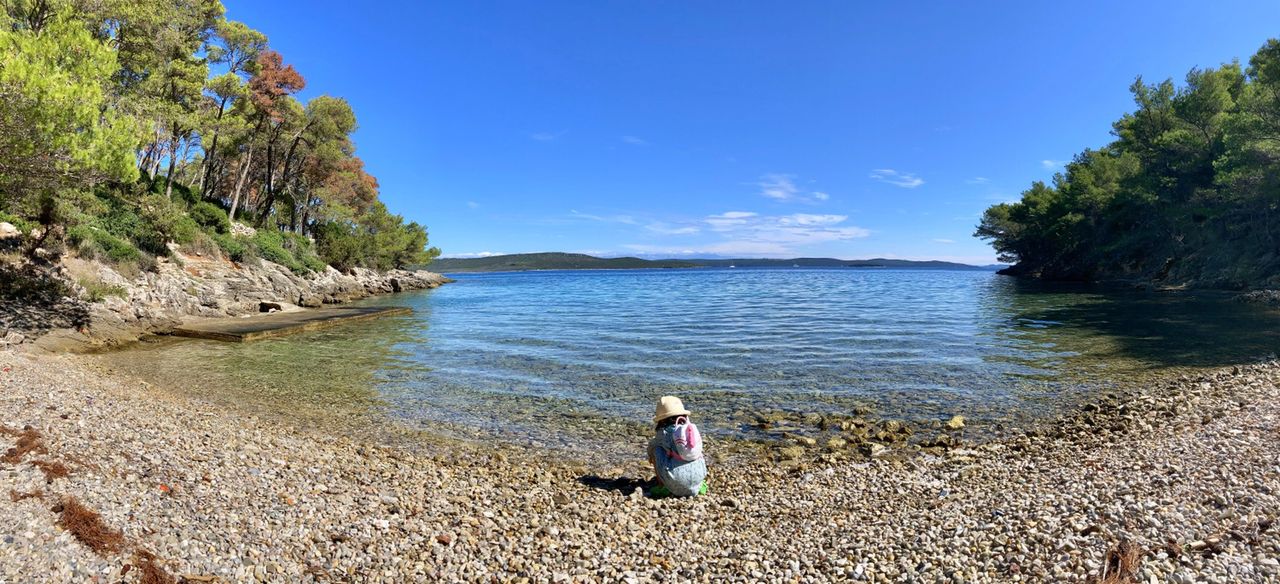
[77,277,128,303]
[54,496,125,555]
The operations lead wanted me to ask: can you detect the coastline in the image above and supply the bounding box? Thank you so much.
[2,250,452,353]
[1,350,1277,582]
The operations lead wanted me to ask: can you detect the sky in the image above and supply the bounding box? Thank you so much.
[224,0,1280,264]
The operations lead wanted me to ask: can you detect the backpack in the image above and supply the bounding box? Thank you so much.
[666,416,703,462]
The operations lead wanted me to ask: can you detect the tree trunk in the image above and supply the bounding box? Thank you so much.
[198,96,231,198]
[230,146,254,222]
[163,131,179,201]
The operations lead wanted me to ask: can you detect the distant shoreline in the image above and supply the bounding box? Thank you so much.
[436,264,994,275]
[428,252,1004,273]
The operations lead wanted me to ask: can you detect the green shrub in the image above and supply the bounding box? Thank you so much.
[0,210,35,233]
[170,215,201,245]
[212,233,251,262]
[68,225,141,264]
[251,229,304,273]
[182,231,221,257]
[281,232,327,272]
[77,277,127,302]
[100,203,168,256]
[189,201,231,234]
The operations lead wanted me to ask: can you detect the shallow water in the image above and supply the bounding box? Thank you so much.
[96,268,1280,453]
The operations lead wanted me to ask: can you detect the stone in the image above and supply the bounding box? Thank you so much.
[779,445,806,460]
[861,443,887,457]
[0,222,19,239]
[945,415,966,430]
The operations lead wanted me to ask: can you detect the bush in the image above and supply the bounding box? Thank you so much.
[181,231,221,257]
[212,233,251,263]
[76,277,127,302]
[251,229,303,272]
[0,210,35,233]
[100,203,168,256]
[281,232,327,272]
[189,202,231,234]
[68,225,141,264]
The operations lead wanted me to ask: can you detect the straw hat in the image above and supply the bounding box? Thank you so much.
[653,395,691,423]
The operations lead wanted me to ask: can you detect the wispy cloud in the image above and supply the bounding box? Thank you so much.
[759,174,800,200]
[621,135,649,146]
[932,238,956,244]
[1041,159,1067,170]
[569,210,638,225]
[572,210,700,236]
[466,201,480,209]
[625,211,871,257]
[531,130,567,141]
[870,169,925,188]
[645,222,700,235]
[966,177,990,185]
[757,174,830,203]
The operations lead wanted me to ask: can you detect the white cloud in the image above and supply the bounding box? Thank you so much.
[531,130,567,141]
[756,174,832,203]
[966,177,990,185]
[621,135,649,146]
[622,210,870,257]
[645,222,700,235]
[932,238,956,244]
[1041,159,1067,170]
[777,214,846,227]
[569,210,638,225]
[870,169,925,188]
[466,201,480,209]
[758,174,800,200]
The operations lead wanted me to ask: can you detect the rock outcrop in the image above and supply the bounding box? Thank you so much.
[18,251,451,351]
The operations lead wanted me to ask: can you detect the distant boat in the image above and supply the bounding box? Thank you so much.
[793,263,800,267]
[729,264,736,268]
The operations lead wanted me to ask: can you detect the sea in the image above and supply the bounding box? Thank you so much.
[96,267,1280,454]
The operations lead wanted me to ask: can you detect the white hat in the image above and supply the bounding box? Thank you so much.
[653,395,691,423]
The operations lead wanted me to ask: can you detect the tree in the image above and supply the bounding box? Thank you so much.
[0,9,138,216]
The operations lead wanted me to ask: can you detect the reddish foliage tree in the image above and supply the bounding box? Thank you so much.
[248,50,305,120]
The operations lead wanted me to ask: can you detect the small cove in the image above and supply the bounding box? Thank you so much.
[94,268,1280,459]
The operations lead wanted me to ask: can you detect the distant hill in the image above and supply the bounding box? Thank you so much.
[429,253,997,273]
[681,258,995,270]
[428,253,699,272]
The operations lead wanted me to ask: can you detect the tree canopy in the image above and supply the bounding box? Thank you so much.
[977,39,1280,289]
[0,0,439,272]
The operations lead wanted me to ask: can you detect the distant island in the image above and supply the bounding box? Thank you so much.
[428,252,1000,273]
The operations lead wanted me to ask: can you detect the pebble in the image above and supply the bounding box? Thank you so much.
[0,351,1277,583]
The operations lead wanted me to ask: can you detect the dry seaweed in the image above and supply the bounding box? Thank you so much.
[54,496,125,555]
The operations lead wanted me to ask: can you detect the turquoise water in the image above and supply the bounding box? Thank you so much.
[99,268,1280,450]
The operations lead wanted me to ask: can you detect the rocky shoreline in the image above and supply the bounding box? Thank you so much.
[0,251,451,352]
[1,349,1277,582]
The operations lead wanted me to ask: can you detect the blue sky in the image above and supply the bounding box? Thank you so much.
[225,0,1280,264]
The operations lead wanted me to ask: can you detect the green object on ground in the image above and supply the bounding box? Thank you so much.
[648,480,709,499]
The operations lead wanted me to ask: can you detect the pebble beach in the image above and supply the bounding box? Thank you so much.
[1,348,1278,583]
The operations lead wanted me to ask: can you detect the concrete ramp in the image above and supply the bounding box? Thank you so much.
[171,306,412,342]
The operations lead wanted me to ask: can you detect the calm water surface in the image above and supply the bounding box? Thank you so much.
[97,268,1280,453]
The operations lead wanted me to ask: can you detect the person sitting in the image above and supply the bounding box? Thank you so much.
[647,395,708,497]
